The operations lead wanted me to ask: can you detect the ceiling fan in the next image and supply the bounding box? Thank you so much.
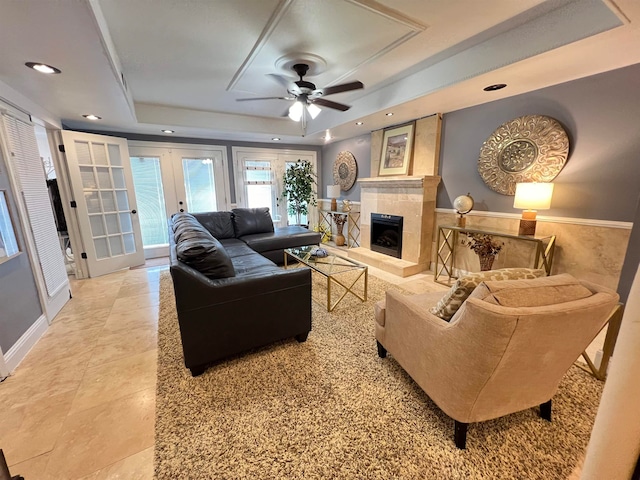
[236,63,364,122]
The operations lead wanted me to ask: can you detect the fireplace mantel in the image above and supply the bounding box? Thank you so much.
[359,175,440,189]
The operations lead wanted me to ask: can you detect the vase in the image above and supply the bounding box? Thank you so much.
[479,255,495,271]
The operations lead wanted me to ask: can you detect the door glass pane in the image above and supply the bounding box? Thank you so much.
[80,167,97,189]
[116,191,129,211]
[93,143,108,165]
[109,236,124,255]
[182,158,217,213]
[101,191,116,212]
[112,168,126,188]
[75,141,92,165]
[89,215,105,236]
[96,167,112,188]
[108,144,122,166]
[130,156,169,246]
[85,192,101,213]
[123,233,136,253]
[105,214,119,234]
[119,213,133,233]
[94,237,109,259]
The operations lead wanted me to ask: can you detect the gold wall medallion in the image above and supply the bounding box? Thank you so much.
[333,151,358,191]
[477,115,569,195]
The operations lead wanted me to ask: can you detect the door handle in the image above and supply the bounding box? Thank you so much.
[131,209,137,214]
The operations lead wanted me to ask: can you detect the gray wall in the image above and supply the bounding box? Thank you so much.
[617,193,640,303]
[438,63,640,222]
[320,134,371,201]
[0,151,43,352]
[68,129,323,205]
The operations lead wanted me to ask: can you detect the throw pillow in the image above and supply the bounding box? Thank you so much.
[429,268,545,321]
[232,207,274,237]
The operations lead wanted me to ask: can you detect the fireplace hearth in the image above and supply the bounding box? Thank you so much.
[371,213,403,258]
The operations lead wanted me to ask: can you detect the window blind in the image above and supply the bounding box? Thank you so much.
[2,113,67,297]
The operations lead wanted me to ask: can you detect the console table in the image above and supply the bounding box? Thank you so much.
[434,224,556,285]
[318,209,361,248]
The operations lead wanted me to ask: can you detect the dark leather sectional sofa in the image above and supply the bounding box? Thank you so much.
[168,207,321,376]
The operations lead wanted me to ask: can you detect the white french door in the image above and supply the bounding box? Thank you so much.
[232,147,317,227]
[61,131,145,277]
[128,143,229,258]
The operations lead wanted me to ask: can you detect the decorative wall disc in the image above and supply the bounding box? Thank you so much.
[333,151,357,191]
[477,115,569,195]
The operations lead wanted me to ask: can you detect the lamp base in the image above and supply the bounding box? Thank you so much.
[518,219,537,236]
[330,198,337,211]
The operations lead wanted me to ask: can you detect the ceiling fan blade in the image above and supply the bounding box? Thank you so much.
[236,96,292,102]
[316,81,364,96]
[311,98,351,112]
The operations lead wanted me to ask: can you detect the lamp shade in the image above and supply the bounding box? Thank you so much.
[513,182,554,210]
[327,185,341,198]
[288,101,303,121]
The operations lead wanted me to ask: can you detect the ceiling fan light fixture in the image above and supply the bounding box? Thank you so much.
[288,101,303,122]
[307,103,321,119]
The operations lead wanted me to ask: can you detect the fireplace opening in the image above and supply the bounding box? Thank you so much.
[371,213,403,258]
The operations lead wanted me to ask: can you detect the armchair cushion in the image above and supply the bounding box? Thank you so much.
[430,268,545,321]
[471,273,593,307]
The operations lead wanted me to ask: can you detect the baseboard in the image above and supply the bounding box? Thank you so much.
[4,314,48,373]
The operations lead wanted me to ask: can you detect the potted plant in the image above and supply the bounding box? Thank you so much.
[462,233,504,271]
[281,159,317,226]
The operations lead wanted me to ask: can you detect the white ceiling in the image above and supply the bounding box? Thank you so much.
[0,0,639,145]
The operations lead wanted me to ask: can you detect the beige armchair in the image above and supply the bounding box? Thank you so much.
[374,273,619,449]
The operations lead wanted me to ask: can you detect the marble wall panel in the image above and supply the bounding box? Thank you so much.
[432,212,631,290]
[413,115,442,177]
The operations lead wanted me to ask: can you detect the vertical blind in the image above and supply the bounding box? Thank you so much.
[2,113,67,297]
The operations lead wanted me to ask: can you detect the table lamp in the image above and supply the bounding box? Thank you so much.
[513,182,554,235]
[327,185,341,211]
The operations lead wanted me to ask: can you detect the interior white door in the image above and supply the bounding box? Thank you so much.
[61,131,144,277]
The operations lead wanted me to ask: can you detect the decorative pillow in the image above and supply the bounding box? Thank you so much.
[232,207,274,237]
[176,229,235,279]
[429,268,545,321]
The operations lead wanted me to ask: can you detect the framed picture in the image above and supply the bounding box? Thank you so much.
[0,190,20,264]
[379,123,415,176]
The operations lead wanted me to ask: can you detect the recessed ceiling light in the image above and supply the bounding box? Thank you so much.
[483,83,507,91]
[162,129,175,133]
[385,112,394,116]
[355,121,363,125]
[25,62,61,74]
[82,114,102,120]
[272,137,281,141]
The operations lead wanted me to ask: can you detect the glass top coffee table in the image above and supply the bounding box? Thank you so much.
[284,245,368,312]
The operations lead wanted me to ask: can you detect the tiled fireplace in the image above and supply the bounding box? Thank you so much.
[349,175,440,276]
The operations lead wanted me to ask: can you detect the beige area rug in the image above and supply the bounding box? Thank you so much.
[155,270,603,479]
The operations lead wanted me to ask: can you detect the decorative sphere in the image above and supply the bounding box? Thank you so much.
[453,194,474,214]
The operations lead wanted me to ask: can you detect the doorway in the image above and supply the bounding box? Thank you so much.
[128,143,230,259]
[232,147,318,228]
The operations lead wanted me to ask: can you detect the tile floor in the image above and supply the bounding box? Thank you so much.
[0,259,595,478]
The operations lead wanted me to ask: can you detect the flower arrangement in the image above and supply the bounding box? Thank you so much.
[462,233,503,257]
[312,223,331,243]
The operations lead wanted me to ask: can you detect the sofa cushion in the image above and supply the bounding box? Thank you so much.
[193,211,235,239]
[176,228,235,279]
[472,273,593,307]
[232,207,274,237]
[240,226,321,253]
[429,268,545,321]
